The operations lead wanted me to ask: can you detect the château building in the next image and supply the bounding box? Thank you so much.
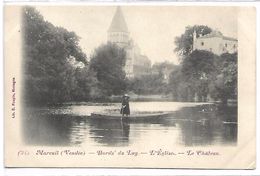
[107,7,151,78]
[193,30,238,55]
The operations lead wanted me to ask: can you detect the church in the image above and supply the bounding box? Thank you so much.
[193,30,238,55]
[107,7,151,78]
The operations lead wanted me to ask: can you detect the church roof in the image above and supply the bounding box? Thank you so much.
[108,7,129,33]
[222,36,238,41]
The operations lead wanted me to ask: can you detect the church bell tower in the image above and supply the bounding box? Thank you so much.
[107,7,130,48]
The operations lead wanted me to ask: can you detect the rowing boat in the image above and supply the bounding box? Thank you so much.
[90,112,171,120]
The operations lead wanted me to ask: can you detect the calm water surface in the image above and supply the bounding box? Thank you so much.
[22,102,237,147]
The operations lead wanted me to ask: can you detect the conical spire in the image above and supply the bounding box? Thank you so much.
[108,7,128,33]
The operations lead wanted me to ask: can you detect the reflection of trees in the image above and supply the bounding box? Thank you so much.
[174,105,237,146]
[179,120,214,146]
[68,117,88,146]
[23,108,90,146]
[22,109,74,146]
[23,104,237,147]
[222,123,237,144]
[87,118,130,146]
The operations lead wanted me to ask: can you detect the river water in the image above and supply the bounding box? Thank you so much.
[22,102,237,147]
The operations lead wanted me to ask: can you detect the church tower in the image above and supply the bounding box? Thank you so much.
[107,7,130,48]
[107,7,151,78]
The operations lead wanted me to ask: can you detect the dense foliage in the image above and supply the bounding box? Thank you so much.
[174,25,212,58]
[169,49,237,103]
[89,43,127,97]
[169,25,237,104]
[23,8,237,105]
[23,7,129,105]
[209,53,237,103]
[127,62,176,95]
[23,7,97,105]
[169,51,213,101]
[128,74,166,95]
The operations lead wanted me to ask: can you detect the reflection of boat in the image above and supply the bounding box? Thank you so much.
[90,112,171,120]
[87,117,130,146]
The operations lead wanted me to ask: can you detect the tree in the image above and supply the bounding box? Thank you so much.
[128,74,165,95]
[171,25,237,104]
[72,67,99,101]
[126,61,177,95]
[169,50,217,101]
[89,43,127,96]
[22,7,88,105]
[152,61,177,73]
[174,25,212,58]
[168,66,189,101]
[209,53,237,104]
[182,50,218,100]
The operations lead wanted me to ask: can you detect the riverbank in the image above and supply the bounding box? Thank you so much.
[23,101,237,147]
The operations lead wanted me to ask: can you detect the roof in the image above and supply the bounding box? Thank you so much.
[198,30,237,41]
[108,7,129,33]
[222,36,238,41]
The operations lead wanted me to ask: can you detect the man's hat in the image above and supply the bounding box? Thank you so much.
[123,94,129,97]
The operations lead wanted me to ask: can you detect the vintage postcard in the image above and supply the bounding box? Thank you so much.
[4,5,256,168]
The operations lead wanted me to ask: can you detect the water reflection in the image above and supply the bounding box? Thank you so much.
[22,103,237,147]
[171,104,237,146]
[69,117,88,146]
[179,120,215,146]
[22,114,72,146]
[88,118,130,146]
[222,123,237,143]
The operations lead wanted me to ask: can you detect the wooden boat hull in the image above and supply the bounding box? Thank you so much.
[90,112,171,120]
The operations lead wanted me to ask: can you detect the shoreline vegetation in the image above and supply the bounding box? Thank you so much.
[62,94,237,106]
[22,7,237,107]
[24,103,237,125]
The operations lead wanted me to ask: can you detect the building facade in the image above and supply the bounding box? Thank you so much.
[107,7,151,78]
[193,30,238,55]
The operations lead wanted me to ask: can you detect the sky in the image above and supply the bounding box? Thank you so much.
[36,6,238,65]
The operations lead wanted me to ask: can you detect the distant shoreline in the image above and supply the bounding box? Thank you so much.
[24,95,236,107]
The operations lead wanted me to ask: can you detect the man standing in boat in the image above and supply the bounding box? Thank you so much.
[121,94,130,117]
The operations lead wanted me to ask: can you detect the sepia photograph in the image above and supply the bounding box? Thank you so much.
[4,5,256,168]
[21,5,238,147]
